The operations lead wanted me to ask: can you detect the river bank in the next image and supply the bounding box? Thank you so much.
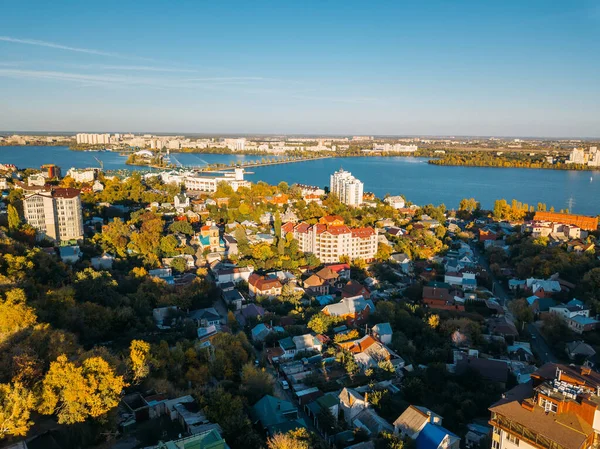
[1,146,599,214]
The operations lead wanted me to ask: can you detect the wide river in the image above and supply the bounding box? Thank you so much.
[1,146,599,215]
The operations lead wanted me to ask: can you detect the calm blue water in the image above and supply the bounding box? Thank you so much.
[1,146,599,215]
[0,146,276,171]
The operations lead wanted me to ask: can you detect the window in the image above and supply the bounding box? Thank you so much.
[492,441,500,449]
[506,434,519,446]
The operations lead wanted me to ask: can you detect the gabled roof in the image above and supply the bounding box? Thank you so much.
[393,405,430,434]
[342,280,370,297]
[373,322,392,336]
[415,422,459,449]
[241,304,265,318]
[339,387,365,408]
[316,266,339,281]
[322,295,375,317]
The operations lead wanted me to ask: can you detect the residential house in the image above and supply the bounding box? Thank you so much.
[338,335,405,372]
[250,395,306,435]
[566,341,596,361]
[59,245,82,264]
[353,408,394,437]
[525,277,561,297]
[174,193,190,212]
[341,280,371,299]
[239,303,265,323]
[338,388,368,425]
[384,196,406,209]
[393,405,460,449]
[91,253,114,270]
[322,295,375,325]
[214,266,253,285]
[303,266,340,295]
[189,308,221,328]
[153,428,227,449]
[221,283,243,310]
[292,334,323,354]
[372,323,393,345]
[550,299,599,333]
[390,252,412,274]
[279,337,297,359]
[422,283,465,312]
[153,306,178,329]
[444,271,477,291]
[222,234,238,256]
[305,394,340,433]
[248,273,283,298]
[251,323,273,343]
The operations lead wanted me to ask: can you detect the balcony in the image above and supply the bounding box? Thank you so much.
[489,414,573,449]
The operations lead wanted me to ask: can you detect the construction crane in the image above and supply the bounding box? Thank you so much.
[93,156,104,170]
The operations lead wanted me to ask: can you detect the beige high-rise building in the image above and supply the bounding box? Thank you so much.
[23,187,84,242]
[282,215,378,263]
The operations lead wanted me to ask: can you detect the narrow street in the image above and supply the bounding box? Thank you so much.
[471,243,558,364]
[527,323,559,364]
[266,364,322,437]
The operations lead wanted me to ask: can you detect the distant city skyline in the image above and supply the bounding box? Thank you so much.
[1,1,599,137]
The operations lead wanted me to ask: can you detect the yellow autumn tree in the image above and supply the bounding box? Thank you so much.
[267,428,311,449]
[129,339,151,384]
[39,354,125,424]
[0,288,37,343]
[0,382,35,439]
[428,314,440,329]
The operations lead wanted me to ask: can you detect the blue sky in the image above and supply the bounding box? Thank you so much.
[1,0,599,136]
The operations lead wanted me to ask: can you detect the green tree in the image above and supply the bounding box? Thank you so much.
[160,235,180,256]
[169,220,194,235]
[240,363,275,404]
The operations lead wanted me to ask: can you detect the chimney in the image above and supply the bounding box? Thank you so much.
[427,411,432,423]
[364,392,369,407]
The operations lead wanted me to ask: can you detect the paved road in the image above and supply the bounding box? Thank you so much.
[527,323,559,364]
[472,243,559,364]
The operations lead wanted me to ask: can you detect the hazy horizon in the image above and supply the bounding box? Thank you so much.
[1,1,599,137]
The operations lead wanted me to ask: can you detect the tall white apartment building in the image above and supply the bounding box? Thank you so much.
[588,147,600,167]
[568,147,586,164]
[23,188,84,242]
[224,138,246,151]
[282,216,377,263]
[76,133,111,145]
[330,169,364,206]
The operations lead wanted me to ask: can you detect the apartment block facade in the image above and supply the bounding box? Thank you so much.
[282,216,377,263]
[489,363,600,449]
[330,169,364,206]
[23,188,84,242]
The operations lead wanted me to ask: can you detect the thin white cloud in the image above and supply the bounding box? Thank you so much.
[78,64,197,73]
[0,68,267,90]
[0,36,151,61]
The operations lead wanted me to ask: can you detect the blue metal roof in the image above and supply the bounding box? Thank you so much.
[415,423,457,449]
